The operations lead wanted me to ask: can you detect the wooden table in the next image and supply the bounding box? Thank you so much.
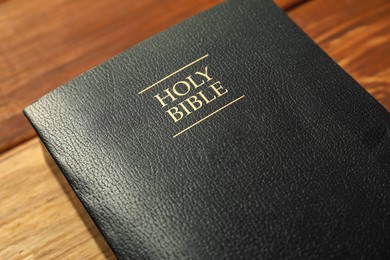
[1,0,389,258]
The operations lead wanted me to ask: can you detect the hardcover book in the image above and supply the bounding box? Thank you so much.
[24,0,390,259]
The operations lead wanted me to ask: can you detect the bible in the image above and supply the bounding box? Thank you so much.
[24,0,390,259]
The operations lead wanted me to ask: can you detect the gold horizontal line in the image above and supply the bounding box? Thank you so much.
[173,95,245,138]
[138,54,209,94]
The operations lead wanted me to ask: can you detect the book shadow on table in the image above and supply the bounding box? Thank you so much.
[39,141,116,259]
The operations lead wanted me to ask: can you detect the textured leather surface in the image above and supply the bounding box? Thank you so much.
[24,0,390,259]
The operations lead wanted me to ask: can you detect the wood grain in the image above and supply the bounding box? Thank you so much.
[290,0,390,110]
[0,138,115,259]
[0,0,215,154]
[0,0,302,154]
[275,0,307,10]
[1,0,390,259]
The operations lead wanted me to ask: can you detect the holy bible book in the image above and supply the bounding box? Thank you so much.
[24,0,390,259]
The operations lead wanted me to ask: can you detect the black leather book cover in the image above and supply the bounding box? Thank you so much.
[24,0,390,259]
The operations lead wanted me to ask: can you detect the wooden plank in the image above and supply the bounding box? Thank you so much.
[276,0,307,11]
[0,138,115,259]
[0,0,302,154]
[290,0,390,110]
